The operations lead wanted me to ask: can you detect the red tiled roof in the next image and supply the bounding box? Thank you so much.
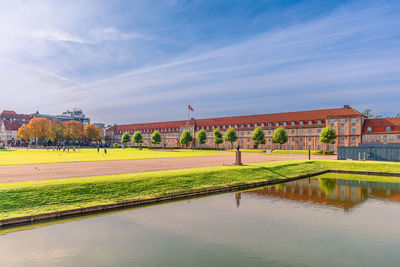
[108,107,361,133]
[4,121,24,131]
[363,118,400,134]
[0,110,32,121]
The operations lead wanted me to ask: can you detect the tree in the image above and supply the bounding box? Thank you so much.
[151,130,162,147]
[180,130,193,147]
[195,129,207,149]
[28,117,52,145]
[50,118,65,145]
[16,124,32,144]
[272,126,288,149]
[224,128,238,149]
[94,126,103,143]
[121,132,131,147]
[251,126,265,147]
[84,124,99,144]
[64,121,84,144]
[319,126,337,151]
[213,129,223,149]
[132,131,143,147]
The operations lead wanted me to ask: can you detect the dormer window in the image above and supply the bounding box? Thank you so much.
[248,124,251,128]
[275,122,280,127]
[283,122,288,126]
[291,122,296,126]
[367,127,372,132]
[254,123,258,127]
[261,123,265,127]
[308,121,312,125]
[300,121,304,125]
[317,120,322,125]
[386,126,392,132]
[268,123,272,127]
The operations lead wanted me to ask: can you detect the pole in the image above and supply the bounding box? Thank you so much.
[308,149,311,160]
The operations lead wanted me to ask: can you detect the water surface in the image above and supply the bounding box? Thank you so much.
[1,174,400,266]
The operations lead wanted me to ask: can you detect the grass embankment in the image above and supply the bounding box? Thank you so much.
[0,148,229,165]
[318,172,400,183]
[2,160,400,220]
[0,160,321,219]
[270,150,325,155]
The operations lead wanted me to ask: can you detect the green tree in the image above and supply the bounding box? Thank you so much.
[121,132,131,147]
[132,131,143,148]
[224,128,238,149]
[196,129,207,149]
[251,126,265,147]
[319,126,337,151]
[213,129,223,149]
[272,126,288,149]
[151,130,162,147]
[180,130,193,147]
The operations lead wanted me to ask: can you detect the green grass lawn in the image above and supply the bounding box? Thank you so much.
[0,148,229,165]
[270,150,325,155]
[2,159,400,220]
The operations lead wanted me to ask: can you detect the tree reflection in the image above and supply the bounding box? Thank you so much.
[319,178,337,195]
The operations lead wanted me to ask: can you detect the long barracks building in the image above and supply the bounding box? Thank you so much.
[106,105,400,151]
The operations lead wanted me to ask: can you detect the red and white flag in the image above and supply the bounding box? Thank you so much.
[188,105,194,111]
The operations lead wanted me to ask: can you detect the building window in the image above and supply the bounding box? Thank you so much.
[248,124,251,128]
[317,145,321,150]
[234,125,237,128]
[299,138,303,142]
[397,134,400,140]
[291,145,294,149]
[268,130,271,134]
[261,123,265,127]
[291,130,295,134]
[223,125,226,129]
[308,121,312,125]
[370,135,375,140]
[283,145,286,150]
[330,144,334,150]
[340,119,346,124]
[300,121,304,125]
[389,135,394,140]
[367,127,372,132]
[268,138,271,142]
[341,128,345,132]
[317,129,321,133]
[383,135,387,140]
[308,137,312,141]
[291,122,296,126]
[254,123,258,127]
[299,145,303,150]
[308,145,312,150]
[364,135,368,140]
[340,137,345,141]
[386,126,392,132]
[352,127,356,132]
[283,122,287,126]
[247,132,250,135]
[351,119,357,124]
[299,129,303,134]
[317,120,322,125]
[308,129,312,134]
[377,135,381,140]
[268,123,272,127]
[291,138,295,142]
[275,122,279,127]
[351,136,357,141]
[241,124,244,128]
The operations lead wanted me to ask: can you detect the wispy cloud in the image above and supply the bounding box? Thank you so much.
[0,0,399,124]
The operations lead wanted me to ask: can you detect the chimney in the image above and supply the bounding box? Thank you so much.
[344,105,350,109]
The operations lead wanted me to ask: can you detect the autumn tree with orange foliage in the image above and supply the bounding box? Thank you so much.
[84,124,103,144]
[28,117,52,145]
[16,124,32,144]
[64,121,84,144]
[50,118,66,144]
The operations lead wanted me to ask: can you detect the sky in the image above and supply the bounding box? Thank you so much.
[0,0,399,124]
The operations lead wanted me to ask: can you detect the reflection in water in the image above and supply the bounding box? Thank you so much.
[2,176,400,267]
[239,177,400,212]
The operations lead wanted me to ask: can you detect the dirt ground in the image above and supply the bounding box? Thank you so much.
[0,154,335,184]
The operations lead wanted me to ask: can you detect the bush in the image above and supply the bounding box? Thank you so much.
[322,151,334,155]
[113,143,120,148]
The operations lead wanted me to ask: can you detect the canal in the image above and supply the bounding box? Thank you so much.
[1,173,400,266]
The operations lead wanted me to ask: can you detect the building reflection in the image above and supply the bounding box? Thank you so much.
[236,178,400,212]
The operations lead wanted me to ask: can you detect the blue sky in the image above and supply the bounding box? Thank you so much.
[0,0,399,124]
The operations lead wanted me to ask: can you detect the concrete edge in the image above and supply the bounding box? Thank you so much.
[328,169,400,177]
[0,170,329,228]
